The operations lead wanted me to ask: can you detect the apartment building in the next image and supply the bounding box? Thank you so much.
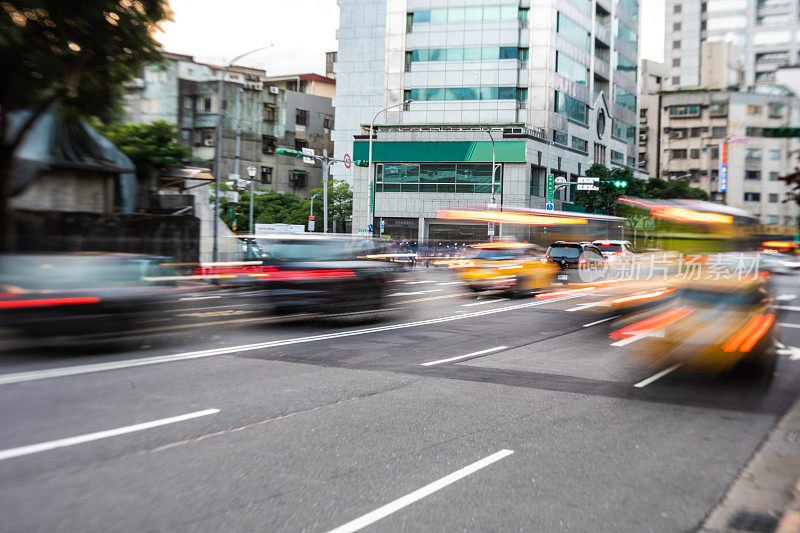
[333,0,642,241]
[664,0,800,89]
[658,90,799,226]
[639,59,668,180]
[122,52,335,196]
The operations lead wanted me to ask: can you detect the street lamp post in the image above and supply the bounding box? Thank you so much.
[212,45,270,262]
[246,165,257,234]
[485,129,503,236]
[368,99,412,233]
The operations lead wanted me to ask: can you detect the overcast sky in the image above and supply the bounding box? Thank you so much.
[157,0,665,76]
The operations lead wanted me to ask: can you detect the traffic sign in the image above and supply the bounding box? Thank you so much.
[577,177,600,184]
[380,218,385,234]
[302,147,315,164]
[368,224,374,233]
[343,153,352,169]
[488,221,495,236]
[308,215,315,232]
[554,176,567,185]
[545,202,555,211]
[577,184,598,191]
[546,174,555,202]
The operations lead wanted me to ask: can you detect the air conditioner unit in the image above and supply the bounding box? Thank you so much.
[269,86,280,95]
[203,138,214,147]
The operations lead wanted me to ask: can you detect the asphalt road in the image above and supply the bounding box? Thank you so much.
[1,269,800,532]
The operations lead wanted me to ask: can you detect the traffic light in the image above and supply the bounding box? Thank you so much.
[353,160,370,167]
[763,127,800,138]
[275,148,304,158]
[612,180,628,188]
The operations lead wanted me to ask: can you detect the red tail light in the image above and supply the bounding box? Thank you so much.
[0,296,101,309]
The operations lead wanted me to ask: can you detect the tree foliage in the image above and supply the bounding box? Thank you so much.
[573,164,710,216]
[93,120,191,178]
[780,154,800,217]
[0,0,172,250]
[220,180,354,233]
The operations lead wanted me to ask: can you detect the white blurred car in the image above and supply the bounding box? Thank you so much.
[592,240,637,261]
[760,252,800,275]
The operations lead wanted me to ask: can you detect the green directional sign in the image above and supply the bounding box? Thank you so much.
[546,174,555,202]
[275,148,304,158]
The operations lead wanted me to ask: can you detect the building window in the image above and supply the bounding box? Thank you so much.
[709,103,727,116]
[410,6,520,24]
[673,22,682,31]
[745,149,762,160]
[767,215,779,225]
[557,13,590,51]
[690,149,700,159]
[672,76,680,85]
[374,163,500,194]
[769,193,779,203]
[611,150,624,164]
[323,117,333,130]
[289,170,308,189]
[770,172,780,181]
[744,192,761,202]
[747,106,762,115]
[674,4,682,13]
[745,170,761,180]
[553,130,568,146]
[710,147,719,159]
[769,149,780,160]
[295,109,308,126]
[711,126,727,138]
[615,52,637,80]
[672,149,687,159]
[263,104,276,122]
[409,46,522,62]
[203,98,213,113]
[408,86,517,101]
[295,138,308,151]
[555,91,588,124]
[673,40,681,49]
[613,86,637,112]
[769,103,785,118]
[672,58,681,67]
[690,127,701,137]
[261,135,275,154]
[571,136,588,153]
[531,166,542,196]
[612,119,635,144]
[260,166,272,184]
[669,105,700,117]
[556,52,588,86]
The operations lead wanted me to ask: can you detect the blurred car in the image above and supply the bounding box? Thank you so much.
[200,235,401,315]
[453,242,556,297]
[592,240,637,261]
[546,242,607,283]
[759,251,800,275]
[615,277,778,386]
[0,253,185,339]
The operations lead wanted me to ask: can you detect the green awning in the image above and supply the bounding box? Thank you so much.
[353,141,526,163]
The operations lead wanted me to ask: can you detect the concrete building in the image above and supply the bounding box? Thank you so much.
[639,59,668,180]
[122,53,335,196]
[333,0,642,241]
[658,89,799,227]
[664,0,800,89]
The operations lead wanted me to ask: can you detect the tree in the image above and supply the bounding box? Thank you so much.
[221,180,354,233]
[780,153,800,232]
[93,120,191,179]
[573,164,709,216]
[0,1,172,250]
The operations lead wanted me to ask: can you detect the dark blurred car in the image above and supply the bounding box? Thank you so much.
[0,253,185,339]
[201,235,402,315]
[546,242,607,283]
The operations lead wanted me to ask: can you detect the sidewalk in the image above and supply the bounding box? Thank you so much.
[701,397,800,532]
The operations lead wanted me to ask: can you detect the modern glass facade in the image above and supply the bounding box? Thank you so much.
[411,5,519,23]
[557,13,590,51]
[410,47,519,62]
[374,163,501,194]
[555,91,588,124]
[407,87,518,101]
[556,52,588,86]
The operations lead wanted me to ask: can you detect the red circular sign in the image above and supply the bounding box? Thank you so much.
[344,153,352,169]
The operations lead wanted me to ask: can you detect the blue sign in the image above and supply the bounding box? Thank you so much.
[368,224,374,233]
[545,202,555,211]
[719,164,727,193]
[380,219,385,234]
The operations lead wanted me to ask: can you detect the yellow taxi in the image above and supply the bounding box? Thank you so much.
[452,242,557,297]
[612,276,778,386]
